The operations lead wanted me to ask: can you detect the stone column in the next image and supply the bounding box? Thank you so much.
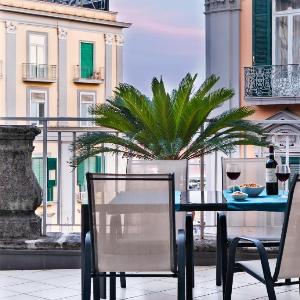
[5,21,17,118]
[205,0,241,113]
[116,34,124,85]
[0,126,42,239]
[104,33,114,99]
[58,27,68,120]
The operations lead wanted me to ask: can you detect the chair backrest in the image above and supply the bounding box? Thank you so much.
[86,173,176,273]
[126,159,188,192]
[274,174,300,280]
[221,158,266,189]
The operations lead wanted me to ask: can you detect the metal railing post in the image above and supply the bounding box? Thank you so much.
[42,120,48,235]
[57,131,62,225]
[72,132,76,226]
[200,126,205,239]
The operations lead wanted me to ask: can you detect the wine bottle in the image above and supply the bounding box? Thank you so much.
[266,145,278,195]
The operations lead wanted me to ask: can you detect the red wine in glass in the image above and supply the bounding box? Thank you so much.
[226,172,241,180]
[275,165,290,198]
[275,173,290,182]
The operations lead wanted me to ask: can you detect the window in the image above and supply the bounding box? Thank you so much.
[80,42,94,79]
[273,0,300,64]
[29,90,47,125]
[79,91,95,127]
[276,0,300,11]
[28,33,47,78]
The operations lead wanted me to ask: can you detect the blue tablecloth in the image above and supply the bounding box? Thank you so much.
[223,190,287,212]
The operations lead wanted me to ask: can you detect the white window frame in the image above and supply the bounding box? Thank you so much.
[29,89,48,125]
[272,0,300,64]
[79,91,96,127]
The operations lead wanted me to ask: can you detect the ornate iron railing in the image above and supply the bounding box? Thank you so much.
[41,0,109,10]
[244,64,300,98]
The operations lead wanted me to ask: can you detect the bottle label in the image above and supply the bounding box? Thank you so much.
[266,168,277,183]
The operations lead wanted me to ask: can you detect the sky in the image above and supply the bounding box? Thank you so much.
[110,0,205,96]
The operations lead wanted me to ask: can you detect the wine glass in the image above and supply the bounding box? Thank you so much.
[275,165,290,198]
[226,164,241,188]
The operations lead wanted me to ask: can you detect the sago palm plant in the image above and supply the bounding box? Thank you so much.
[71,73,266,166]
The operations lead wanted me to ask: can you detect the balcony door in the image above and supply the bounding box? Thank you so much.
[28,33,47,79]
[273,0,300,65]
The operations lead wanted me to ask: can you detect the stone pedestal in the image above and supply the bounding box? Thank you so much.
[0,126,42,239]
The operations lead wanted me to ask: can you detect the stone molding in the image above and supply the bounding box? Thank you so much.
[5,20,17,34]
[104,33,114,45]
[204,0,240,13]
[58,27,67,40]
[115,34,124,46]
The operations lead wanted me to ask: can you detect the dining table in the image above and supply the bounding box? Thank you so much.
[81,190,288,299]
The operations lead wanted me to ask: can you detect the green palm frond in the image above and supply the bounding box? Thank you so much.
[71,73,267,167]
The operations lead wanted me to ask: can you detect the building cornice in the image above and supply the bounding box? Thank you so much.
[204,0,241,13]
[0,0,131,29]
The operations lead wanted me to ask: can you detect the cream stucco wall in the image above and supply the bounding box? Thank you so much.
[240,0,300,120]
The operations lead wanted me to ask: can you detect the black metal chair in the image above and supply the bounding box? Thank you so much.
[83,173,192,300]
[225,174,300,300]
[216,158,282,288]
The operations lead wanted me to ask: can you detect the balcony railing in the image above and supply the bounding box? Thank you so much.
[0,117,296,240]
[244,64,300,104]
[41,0,109,11]
[73,65,104,84]
[22,64,57,83]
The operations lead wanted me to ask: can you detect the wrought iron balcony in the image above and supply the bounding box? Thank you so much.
[244,64,300,105]
[41,0,109,11]
[22,64,57,83]
[73,65,104,84]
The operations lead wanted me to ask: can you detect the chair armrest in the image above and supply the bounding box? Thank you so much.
[229,237,268,258]
[228,237,273,281]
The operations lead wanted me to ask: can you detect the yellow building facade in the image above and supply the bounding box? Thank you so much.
[0,0,129,122]
[0,0,130,229]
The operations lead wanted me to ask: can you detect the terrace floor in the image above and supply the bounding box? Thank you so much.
[0,267,298,299]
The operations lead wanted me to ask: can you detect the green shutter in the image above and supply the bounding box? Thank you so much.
[96,156,102,172]
[32,157,57,202]
[80,42,94,78]
[77,156,104,192]
[253,0,272,66]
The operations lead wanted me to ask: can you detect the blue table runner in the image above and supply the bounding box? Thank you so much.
[223,190,287,212]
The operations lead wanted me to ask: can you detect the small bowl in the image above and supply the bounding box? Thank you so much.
[231,191,248,201]
[227,185,241,192]
[240,186,264,197]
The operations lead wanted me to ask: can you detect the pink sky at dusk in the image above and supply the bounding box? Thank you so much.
[110,0,205,96]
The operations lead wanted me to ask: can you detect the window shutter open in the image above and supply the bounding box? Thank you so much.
[80,42,94,78]
[253,0,272,65]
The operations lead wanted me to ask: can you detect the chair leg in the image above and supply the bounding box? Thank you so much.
[219,213,228,290]
[83,233,92,300]
[110,273,116,300]
[224,238,237,300]
[265,279,276,300]
[120,272,126,288]
[185,213,194,296]
[93,277,100,300]
[216,213,222,286]
[177,230,186,300]
[99,273,106,299]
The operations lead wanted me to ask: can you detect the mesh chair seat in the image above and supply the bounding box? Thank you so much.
[237,259,277,279]
[126,159,189,233]
[227,226,282,242]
